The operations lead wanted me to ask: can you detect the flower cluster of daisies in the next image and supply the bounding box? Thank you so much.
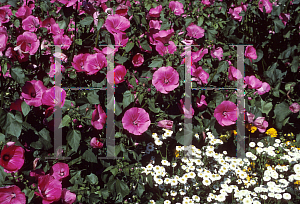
[139,129,300,204]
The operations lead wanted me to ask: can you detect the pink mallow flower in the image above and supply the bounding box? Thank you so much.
[254,117,268,133]
[84,53,107,75]
[179,98,194,119]
[153,29,174,45]
[228,66,243,81]
[122,107,150,135]
[15,4,32,20]
[228,4,247,22]
[258,0,273,14]
[256,82,270,95]
[196,95,207,110]
[0,5,12,25]
[21,80,47,107]
[51,163,69,181]
[186,23,205,39]
[210,46,223,61]
[48,63,65,78]
[279,13,290,26]
[246,112,255,123]
[72,53,88,72]
[245,45,257,62]
[53,34,72,50]
[105,14,130,34]
[214,101,239,126]
[42,86,66,108]
[10,99,23,112]
[22,15,39,32]
[152,66,179,94]
[0,185,26,204]
[157,120,173,130]
[15,31,40,55]
[35,174,62,204]
[169,1,184,16]
[0,26,8,54]
[0,142,25,173]
[90,137,104,148]
[192,48,208,63]
[149,5,162,17]
[191,66,209,86]
[61,189,76,204]
[244,75,262,89]
[155,41,176,56]
[91,104,107,130]
[113,32,128,48]
[107,64,127,85]
[289,103,300,113]
[132,53,144,67]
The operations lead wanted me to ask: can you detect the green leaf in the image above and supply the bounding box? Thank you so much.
[274,19,285,33]
[285,82,296,91]
[122,90,135,108]
[217,61,229,73]
[87,173,98,185]
[115,102,122,116]
[146,174,153,188]
[140,40,152,51]
[252,49,263,63]
[0,166,6,185]
[79,15,94,26]
[3,112,22,137]
[125,42,134,52]
[115,179,130,199]
[115,55,128,64]
[136,183,145,198]
[87,91,100,104]
[59,115,71,128]
[1,62,7,75]
[291,56,299,73]
[10,67,26,85]
[0,133,5,143]
[274,102,292,130]
[75,39,82,45]
[175,123,193,146]
[148,57,163,68]
[21,101,30,116]
[261,101,272,115]
[82,149,97,163]
[97,18,104,30]
[197,16,204,26]
[185,17,193,27]
[148,98,160,113]
[160,20,170,30]
[66,129,81,152]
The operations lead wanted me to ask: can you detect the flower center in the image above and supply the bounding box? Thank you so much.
[60,171,64,176]
[11,193,16,199]
[2,154,10,161]
[164,78,169,84]
[222,111,228,117]
[133,120,138,125]
[31,92,36,97]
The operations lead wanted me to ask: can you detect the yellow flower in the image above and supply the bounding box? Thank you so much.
[250,126,257,133]
[175,150,180,157]
[266,128,278,138]
[246,124,257,133]
[294,180,300,185]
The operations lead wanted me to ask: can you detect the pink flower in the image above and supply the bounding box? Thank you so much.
[228,66,242,81]
[256,82,270,95]
[84,53,107,75]
[56,0,78,7]
[179,98,194,119]
[72,53,88,72]
[61,189,76,204]
[35,174,62,204]
[49,23,64,35]
[15,31,40,55]
[10,99,23,112]
[51,163,69,181]
[116,4,128,16]
[41,17,56,32]
[245,46,257,62]
[53,34,72,50]
[113,32,128,48]
[157,120,173,130]
[22,15,39,32]
[149,20,161,30]
[201,0,215,5]
[48,63,65,78]
[169,1,184,16]
[196,95,207,110]
[214,101,239,126]
[122,107,150,135]
[153,29,174,44]
[0,26,8,54]
[21,80,47,107]
[244,75,262,89]
[258,0,273,14]
[192,48,208,63]
[246,112,255,123]
[289,103,300,113]
[254,117,268,133]
[15,5,32,20]
[105,14,130,34]
[90,137,104,148]
[191,66,209,85]
[279,13,290,26]
[0,142,25,173]
[42,86,66,108]
[186,23,205,39]
[210,46,223,61]
[228,6,243,21]
[91,104,107,130]
[0,5,12,25]
[152,66,179,94]
[0,185,26,204]
[132,53,144,67]
[107,65,127,85]
[149,5,162,17]
[155,41,176,56]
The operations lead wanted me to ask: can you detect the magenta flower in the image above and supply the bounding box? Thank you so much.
[49,23,64,35]
[132,53,144,67]
[258,0,273,14]
[157,120,173,130]
[289,103,300,113]
[228,66,243,81]
[169,1,184,16]
[10,99,23,112]
[21,80,47,107]
[196,95,207,110]
[15,31,40,55]
[0,142,25,173]
[116,4,129,16]
[51,163,69,181]
[42,86,66,108]
[254,117,268,133]
[152,66,179,94]
[72,53,88,72]
[53,34,72,50]
[153,29,174,44]
[279,13,290,26]
[191,66,209,85]
[256,82,270,95]
[91,104,107,130]
[90,137,104,148]
[246,112,255,123]
[149,5,162,17]
[41,17,56,32]
[48,63,65,78]
[186,23,205,39]
[105,14,130,34]
[228,6,243,21]
[155,41,176,56]
[214,101,239,126]
[22,15,39,32]
[107,65,127,85]
[0,5,12,25]
[122,107,150,135]
[35,174,62,204]
[15,4,32,20]
[61,189,76,204]
[192,48,208,63]
[179,98,194,119]
[244,75,262,89]
[84,53,107,75]
[245,46,257,62]
[0,185,26,204]
[210,46,223,61]
[0,26,8,53]
[113,32,128,48]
